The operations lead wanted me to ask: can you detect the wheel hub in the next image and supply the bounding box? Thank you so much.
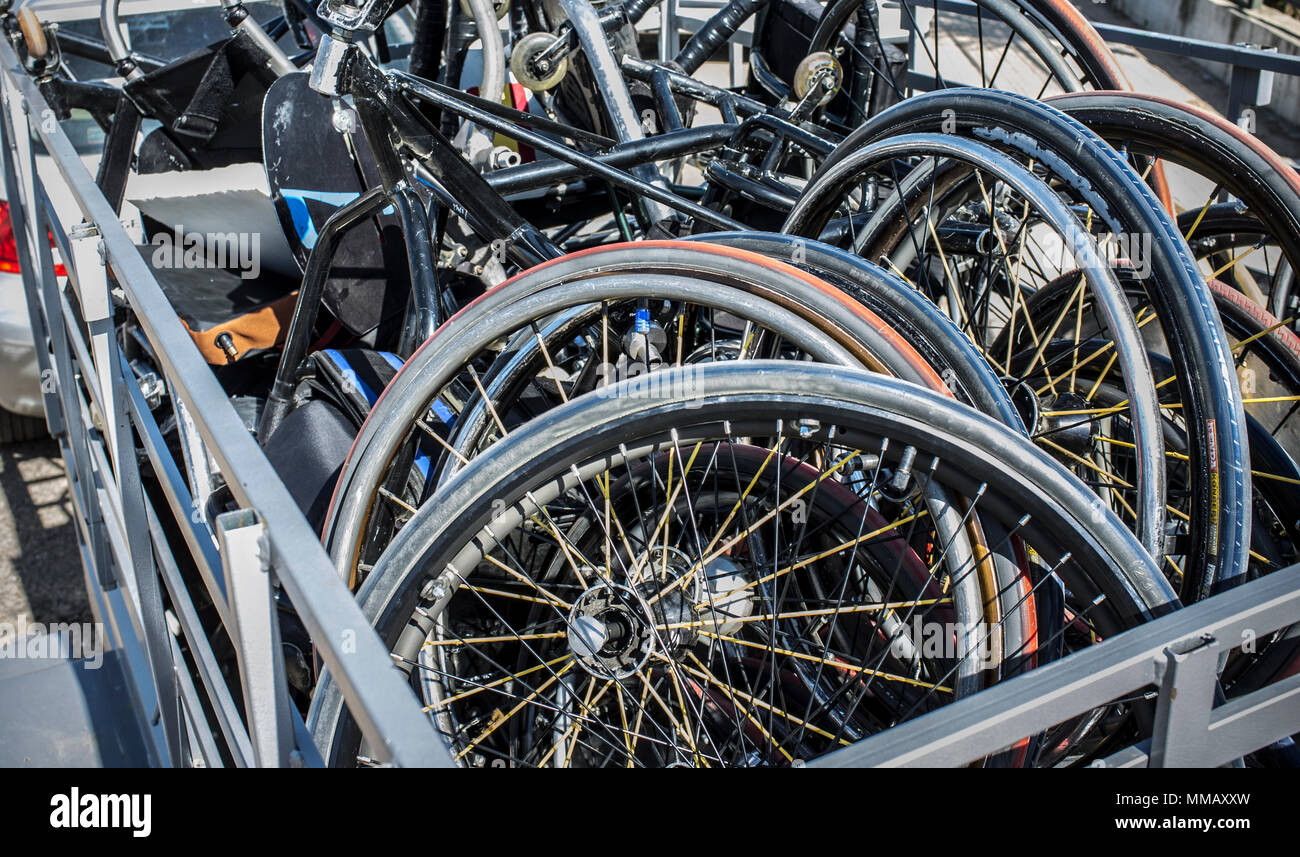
[567,584,654,680]
[1040,391,1099,456]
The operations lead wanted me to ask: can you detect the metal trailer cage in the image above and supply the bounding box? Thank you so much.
[2,7,1300,768]
[0,34,452,768]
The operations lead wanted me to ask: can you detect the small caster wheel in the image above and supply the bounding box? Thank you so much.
[511,31,567,92]
[792,51,842,105]
[17,8,48,60]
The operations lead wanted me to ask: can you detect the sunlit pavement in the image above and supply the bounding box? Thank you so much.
[0,438,88,629]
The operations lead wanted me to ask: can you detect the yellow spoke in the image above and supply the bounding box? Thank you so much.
[1232,317,1296,352]
[638,441,706,575]
[691,449,869,576]
[659,596,951,632]
[1035,306,1161,399]
[536,678,611,768]
[882,255,916,287]
[533,329,571,404]
[425,630,567,648]
[698,437,787,560]
[520,491,595,591]
[722,509,931,600]
[1084,351,1120,402]
[1183,185,1220,242]
[627,674,652,761]
[1244,395,1300,405]
[677,657,851,746]
[925,215,968,333]
[428,654,572,709]
[1038,437,1138,521]
[378,487,419,516]
[466,364,511,440]
[1251,469,1300,486]
[615,682,635,767]
[650,439,859,607]
[1069,267,1088,394]
[663,653,706,763]
[682,652,794,762]
[1209,244,1261,280]
[698,630,952,693]
[1162,502,1270,565]
[1021,273,1088,393]
[462,583,566,607]
[479,554,573,611]
[454,661,574,761]
[636,667,710,767]
[416,417,471,466]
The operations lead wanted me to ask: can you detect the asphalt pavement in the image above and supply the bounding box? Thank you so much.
[0,437,89,629]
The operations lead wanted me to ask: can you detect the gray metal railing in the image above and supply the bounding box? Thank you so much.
[4,2,1300,770]
[810,563,1300,767]
[915,0,1300,130]
[0,36,451,768]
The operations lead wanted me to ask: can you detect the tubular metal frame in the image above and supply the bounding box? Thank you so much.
[3,1,1300,769]
[0,34,451,768]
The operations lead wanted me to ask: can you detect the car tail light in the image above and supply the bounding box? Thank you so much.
[0,200,67,276]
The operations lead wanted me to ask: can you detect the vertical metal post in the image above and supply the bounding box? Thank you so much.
[560,0,675,227]
[0,80,61,437]
[111,319,186,767]
[1227,44,1275,132]
[658,0,680,62]
[1149,634,1220,767]
[217,509,295,767]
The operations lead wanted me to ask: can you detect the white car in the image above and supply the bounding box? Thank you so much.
[0,0,284,441]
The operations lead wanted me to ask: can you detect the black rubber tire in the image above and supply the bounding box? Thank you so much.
[789,88,1251,603]
[1050,90,1300,304]
[308,361,1177,766]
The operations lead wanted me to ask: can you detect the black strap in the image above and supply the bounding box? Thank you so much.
[171,45,235,144]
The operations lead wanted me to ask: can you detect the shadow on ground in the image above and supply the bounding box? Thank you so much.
[0,437,89,628]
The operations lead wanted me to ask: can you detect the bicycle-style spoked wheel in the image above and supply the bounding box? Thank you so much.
[323,242,977,589]
[307,361,1177,767]
[684,231,1024,431]
[1049,91,1300,325]
[792,0,1130,128]
[725,0,1170,223]
[786,88,1251,601]
[781,131,1166,562]
[1005,275,1300,580]
[1003,278,1300,764]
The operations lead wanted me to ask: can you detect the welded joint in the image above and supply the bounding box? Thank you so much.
[1149,633,1220,768]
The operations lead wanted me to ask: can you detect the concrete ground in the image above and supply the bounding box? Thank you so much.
[1078,1,1300,168]
[0,436,88,629]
